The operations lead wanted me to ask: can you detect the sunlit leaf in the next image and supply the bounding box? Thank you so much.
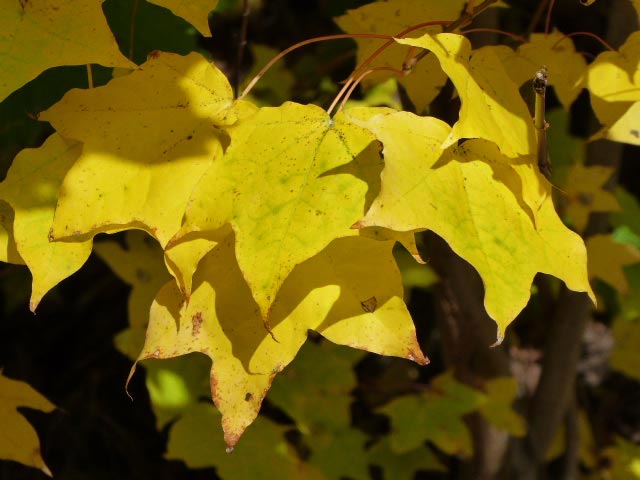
[0,0,135,102]
[353,110,593,339]
[0,134,92,310]
[40,51,237,247]
[147,0,219,36]
[335,0,469,112]
[136,234,426,447]
[178,102,382,320]
[500,31,587,108]
[0,373,55,476]
[397,33,536,157]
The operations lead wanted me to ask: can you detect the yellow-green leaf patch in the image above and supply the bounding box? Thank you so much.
[179,102,382,320]
[0,374,56,476]
[147,0,219,36]
[355,110,593,339]
[0,0,135,102]
[135,233,426,448]
[40,51,236,247]
[397,33,536,157]
[0,134,92,310]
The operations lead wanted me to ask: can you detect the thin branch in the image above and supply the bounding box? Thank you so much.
[233,0,251,97]
[528,0,550,34]
[552,31,616,51]
[461,28,529,44]
[329,20,451,113]
[129,0,140,61]
[335,66,405,114]
[545,0,556,34]
[409,0,499,67]
[239,33,395,99]
[86,64,94,89]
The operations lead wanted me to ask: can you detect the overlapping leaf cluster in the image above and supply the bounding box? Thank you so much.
[2,0,639,470]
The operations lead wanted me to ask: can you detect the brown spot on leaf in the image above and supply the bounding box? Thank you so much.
[244,392,253,401]
[630,129,639,138]
[361,296,377,313]
[191,312,203,336]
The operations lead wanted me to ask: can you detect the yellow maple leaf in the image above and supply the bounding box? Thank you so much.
[147,0,218,37]
[499,31,587,108]
[587,31,640,144]
[176,102,382,321]
[0,0,135,102]
[0,373,55,476]
[40,51,239,247]
[0,134,92,311]
[133,233,427,448]
[587,234,640,294]
[397,33,536,157]
[563,163,620,232]
[353,110,593,339]
[335,0,468,112]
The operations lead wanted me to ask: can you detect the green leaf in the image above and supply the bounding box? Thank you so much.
[268,341,364,434]
[166,403,325,479]
[478,377,526,437]
[368,438,447,480]
[380,372,485,456]
[610,317,640,382]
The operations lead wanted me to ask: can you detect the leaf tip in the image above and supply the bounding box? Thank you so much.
[408,349,429,366]
[489,333,505,348]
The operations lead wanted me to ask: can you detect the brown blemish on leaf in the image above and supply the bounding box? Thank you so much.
[361,296,377,313]
[244,392,253,401]
[191,312,203,336]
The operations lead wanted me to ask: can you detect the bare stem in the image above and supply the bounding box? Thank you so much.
[329,20,451,113]
[239,33,394,99]
[409,0,499,67]
[129,0,140,61]
[461,28,529,44]
[233,0,251,97]
[86,64,94,89]
[552,31,615,51]
[335,66,405,114]
[545,0,556,34]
